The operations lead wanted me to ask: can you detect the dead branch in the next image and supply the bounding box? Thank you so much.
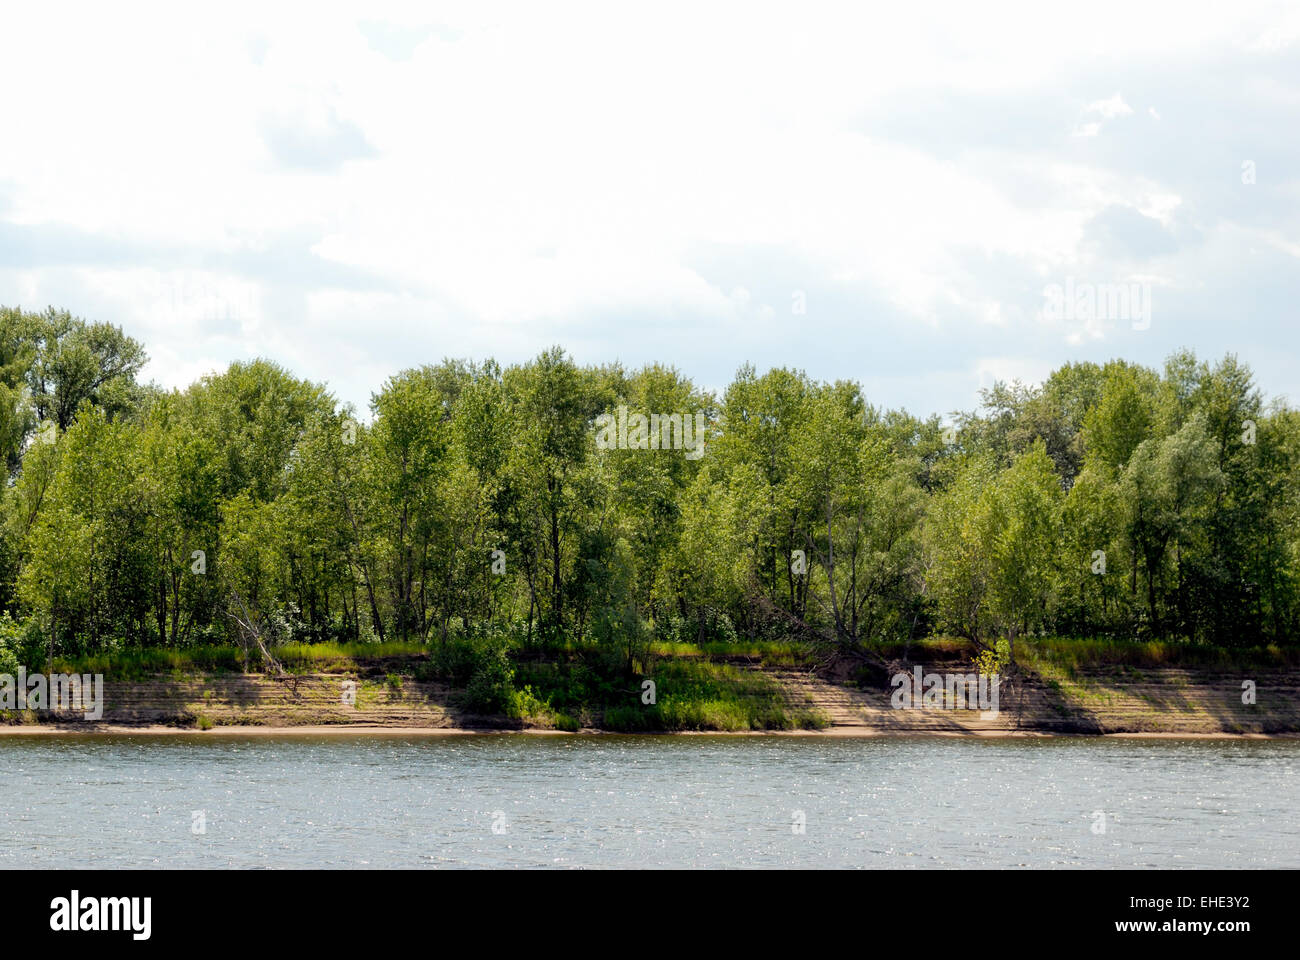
[226,590,288,679]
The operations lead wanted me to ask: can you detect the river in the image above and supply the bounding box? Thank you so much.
[2,734,1295,868]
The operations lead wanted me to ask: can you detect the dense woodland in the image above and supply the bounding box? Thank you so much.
[0,305,1296,676]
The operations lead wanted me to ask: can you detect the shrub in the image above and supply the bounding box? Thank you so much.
[974,638,1012,677]
[459,633,518,713]
[418,637,481,685]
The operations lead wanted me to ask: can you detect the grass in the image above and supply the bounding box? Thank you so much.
[859,636,977,660]
[849,634,1300,673]
[277,641,427,671]
[57,632,1294,679]
[52,641,429,678]
[1018,636,1300,673]
[647,640,812,668]
[52,644,247,678]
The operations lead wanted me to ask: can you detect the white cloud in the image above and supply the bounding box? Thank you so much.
[0,0,1297,416]
[1073,94,1134,137]
[1085,94,1135,120]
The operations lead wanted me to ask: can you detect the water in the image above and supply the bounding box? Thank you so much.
[2,734,1295,868]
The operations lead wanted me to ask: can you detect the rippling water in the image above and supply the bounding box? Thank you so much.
[2,734,1295,868]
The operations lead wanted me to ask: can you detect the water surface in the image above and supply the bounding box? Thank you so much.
[1,734,1294,868]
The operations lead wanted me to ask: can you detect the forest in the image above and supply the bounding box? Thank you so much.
[0,304,1296,689]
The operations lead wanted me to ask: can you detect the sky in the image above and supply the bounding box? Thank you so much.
[1,0,1298,419]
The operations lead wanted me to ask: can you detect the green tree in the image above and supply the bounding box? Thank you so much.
[24,308,147,431]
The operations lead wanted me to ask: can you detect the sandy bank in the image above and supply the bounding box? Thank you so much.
[0,723,1294,739]
[1,659,1295,738]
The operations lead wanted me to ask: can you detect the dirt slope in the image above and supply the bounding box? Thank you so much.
[771,661,1300,735]
[5,660,1297,735]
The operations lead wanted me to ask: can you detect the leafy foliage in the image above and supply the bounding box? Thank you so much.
[0,306,1295,681]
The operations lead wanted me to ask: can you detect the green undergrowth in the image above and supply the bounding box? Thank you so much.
[647,640,811,668]
[855,635,1300,673]
[50,641,429,679]
[1018,636,1300,675]
[514,659,826,732]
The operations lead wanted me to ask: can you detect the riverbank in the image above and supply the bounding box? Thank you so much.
[0,724,1294,738]
[3,643,1297,736]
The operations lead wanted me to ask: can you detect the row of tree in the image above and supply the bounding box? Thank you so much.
[1,305,1296,666]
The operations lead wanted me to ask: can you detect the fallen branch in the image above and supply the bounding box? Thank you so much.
[226,590,288,679]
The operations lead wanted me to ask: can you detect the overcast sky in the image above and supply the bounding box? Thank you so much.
[2,0,1298,418]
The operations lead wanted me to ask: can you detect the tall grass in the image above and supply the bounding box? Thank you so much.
[52,640,430,678]
[52,645,246,679]
[275,641,427,671]
[1021,636,1300,672]
[648,640,811,667]
[855,634,1300,671]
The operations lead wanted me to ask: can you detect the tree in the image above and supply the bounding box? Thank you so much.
[501,348,603,642]
[0,307,37,475]
[1120,413,1223,637]
[1083,362,1165,473]
[24,308,147,431]
[794,384,924,649]
[927,443,1061,655]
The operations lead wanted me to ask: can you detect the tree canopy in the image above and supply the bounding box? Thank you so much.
[1,305,1297,667]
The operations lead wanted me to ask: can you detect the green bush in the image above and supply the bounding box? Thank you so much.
[418,637,481,685]
[459,634,518,713]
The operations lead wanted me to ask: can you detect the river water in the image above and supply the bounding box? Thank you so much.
[2,734,1295,868]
